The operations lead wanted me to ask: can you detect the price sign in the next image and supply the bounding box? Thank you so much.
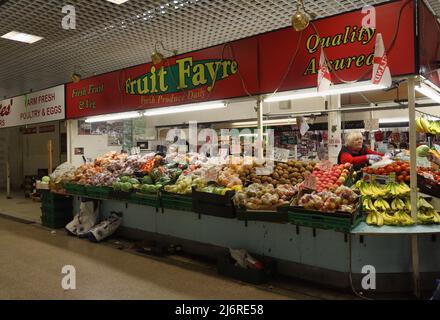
[316,160,333,171]
[130,147,140,155]
[388,172,396,182]
[273,147,290,163]
[434,144,440,154]
[303,175,317,191]
[364,119,379,131]
[422,172,435,180]
[204,167,218,182]
[256,166,273,176]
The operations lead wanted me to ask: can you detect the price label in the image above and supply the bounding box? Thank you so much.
[316,160,333,171]
[388,172,396,182]
[204,167,218,182]
[273,147,290,163]
[303,175,317,191]
[256,166,273,176]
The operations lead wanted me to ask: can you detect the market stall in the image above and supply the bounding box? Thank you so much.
[49,0,440,295]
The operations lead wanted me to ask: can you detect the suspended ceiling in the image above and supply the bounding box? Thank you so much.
[0,0,438,99]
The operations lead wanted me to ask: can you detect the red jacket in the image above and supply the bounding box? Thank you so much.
[338,145,383,168]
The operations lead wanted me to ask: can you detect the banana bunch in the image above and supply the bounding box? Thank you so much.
[391,198,406,211]
[417,197,440,224]
[382,211,415,226]
[366,211,384,226]
[359,181,388,198]
[385,182,410,197]
[416,117,440,135]
[362,196,375,211]
[374,198,390,211]
[416,117,431,133]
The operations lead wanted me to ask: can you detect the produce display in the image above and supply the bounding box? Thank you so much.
[232,160,315,187]
[417,198,440,224]
[356,179,440,226]
[312,163,352,192]
[233,183,297,210]
[362,160,410,182]
[296,186,359,213]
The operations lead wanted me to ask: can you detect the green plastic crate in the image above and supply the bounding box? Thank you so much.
[65,183,86,196]
[160,191,193,212]
[130,192,160,208]
[41,205,73,229]
[40,190,73,207]
[287,203,362,233]
[85,186,112,199]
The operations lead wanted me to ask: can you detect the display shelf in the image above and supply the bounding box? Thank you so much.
[351,222,440,235]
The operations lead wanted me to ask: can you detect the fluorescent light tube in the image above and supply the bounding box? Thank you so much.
[1,31,43,44]
[231,118,297,127]
[85,111,142,123]
[264,81,387,103]
[378,117,409,124]
[106,0,130,4]
[143,102,226,116]
[415,82,440,104]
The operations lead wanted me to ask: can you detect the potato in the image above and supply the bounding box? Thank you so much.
[297,178,303,183]
[272,180,278,185]
[282,174,289,179]
[272,172,280,179]
[306,165,313,172]
[289,173,295,178]
[300,167,305,173]
[293,168,299,173]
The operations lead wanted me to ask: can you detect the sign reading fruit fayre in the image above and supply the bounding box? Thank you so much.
[0,85,65,129]
[66,38,259,119]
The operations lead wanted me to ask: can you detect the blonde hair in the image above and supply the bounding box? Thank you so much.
[345,131,363,147]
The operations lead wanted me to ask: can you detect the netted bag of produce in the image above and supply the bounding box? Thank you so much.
[299,193,324,211]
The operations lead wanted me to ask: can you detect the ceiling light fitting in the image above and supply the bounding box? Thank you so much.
[151,41,178,65]
[292,0,310,32]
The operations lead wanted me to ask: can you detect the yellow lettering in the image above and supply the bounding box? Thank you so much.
[221,61,231,79]
[150,66,158,93]
[331,34,342,47]
[176,57,192,89]
[206,61,222,92]
[306,34,320,54]
[158,67,168,92]
[230,61,238,75]
[355,55,366,67]
[303,58,317,75]
[192,64,207,86]
[366,53,374,66]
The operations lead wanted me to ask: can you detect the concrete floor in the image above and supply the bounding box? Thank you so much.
[0,192,41,223]
[0,192,356,300]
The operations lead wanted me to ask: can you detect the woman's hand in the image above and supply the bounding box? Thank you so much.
[367,154,382,162]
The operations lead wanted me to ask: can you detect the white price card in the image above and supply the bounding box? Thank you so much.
[273,147,290,163]
[256,166,273,176]
[316,160,333,171]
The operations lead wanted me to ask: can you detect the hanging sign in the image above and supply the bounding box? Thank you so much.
[0,85,65,129]
[364,119,379,131]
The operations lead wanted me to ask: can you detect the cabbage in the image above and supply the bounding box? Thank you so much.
[120,176,131,183]
[129,178,140,185]
[142,175,153,185]
[42,176,50,183]
[121,182,132,192]
[113,182,122,191]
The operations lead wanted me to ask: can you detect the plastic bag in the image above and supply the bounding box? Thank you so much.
[229,248,263,270]
[370,157,394,169]
[65,200,99,237]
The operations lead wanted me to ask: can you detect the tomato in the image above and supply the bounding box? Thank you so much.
[401,171,408,177]
[394,165,402,173]
[405,176,410,182]
[398,175,405,182]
